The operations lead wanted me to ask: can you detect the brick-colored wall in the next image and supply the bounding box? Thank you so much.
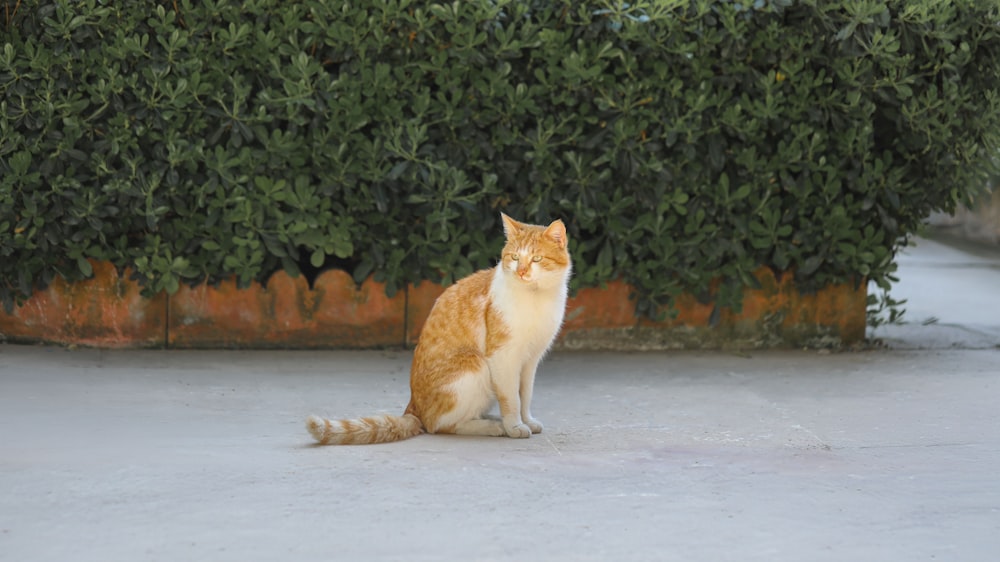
[0,261,866,350]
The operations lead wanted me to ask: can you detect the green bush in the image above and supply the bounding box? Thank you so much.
[3,0,999,317]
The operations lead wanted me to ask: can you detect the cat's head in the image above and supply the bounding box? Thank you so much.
[499,213,571,289]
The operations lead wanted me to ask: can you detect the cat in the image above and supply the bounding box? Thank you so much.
[306,213,571,445]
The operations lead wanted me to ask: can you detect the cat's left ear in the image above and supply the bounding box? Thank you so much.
[500,213,521,238]
[544,219,568,249]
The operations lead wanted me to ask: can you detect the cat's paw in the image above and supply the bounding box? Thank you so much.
[504,423,532,439]
[525,418,544,434]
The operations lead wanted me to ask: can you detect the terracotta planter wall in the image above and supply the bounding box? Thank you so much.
[0,261,865,349]
[169,270,407,348]
[0,261,165,348]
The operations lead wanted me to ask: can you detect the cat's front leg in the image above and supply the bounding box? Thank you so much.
[523,416,543,435]
[490,363,532,438]
[499,395,531,439]
[520,361,543,434]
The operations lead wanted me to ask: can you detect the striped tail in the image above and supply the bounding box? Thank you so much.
[306,413,423,445]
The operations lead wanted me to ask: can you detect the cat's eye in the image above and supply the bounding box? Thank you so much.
[510,254,519,261]
[531,255,542,262]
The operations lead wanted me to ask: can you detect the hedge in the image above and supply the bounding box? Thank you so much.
[2,0,999,318]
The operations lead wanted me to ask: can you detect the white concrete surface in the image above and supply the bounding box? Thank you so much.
[1,237,999,562]
[870,236,1000,348]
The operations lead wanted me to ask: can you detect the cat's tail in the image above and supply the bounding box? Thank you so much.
[305,413,423,445]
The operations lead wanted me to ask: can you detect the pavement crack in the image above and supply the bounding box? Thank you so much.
[542,433,564,456]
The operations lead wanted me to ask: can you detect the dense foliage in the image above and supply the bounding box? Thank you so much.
[3,0,999,316]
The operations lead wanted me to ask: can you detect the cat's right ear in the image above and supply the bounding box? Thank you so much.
[500,213,520,237]
[544,219,568,249]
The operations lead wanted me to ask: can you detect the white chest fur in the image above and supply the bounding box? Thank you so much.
[489,266,568,358]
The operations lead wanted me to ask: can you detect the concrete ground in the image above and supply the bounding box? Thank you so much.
[1,237,998,562]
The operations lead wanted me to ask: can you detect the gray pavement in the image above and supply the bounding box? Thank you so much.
[2,237,999,562]
[871,235,1000,349]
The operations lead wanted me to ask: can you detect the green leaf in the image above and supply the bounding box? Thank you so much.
[310,249,325,268]
[799,256,823,276]
[10,151,32,175]
[732,184,752,201]
[77,257,93,277]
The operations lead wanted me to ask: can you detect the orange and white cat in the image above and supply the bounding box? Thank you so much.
[306,213,571,445]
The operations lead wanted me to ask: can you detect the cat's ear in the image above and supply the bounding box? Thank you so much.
[500,213,521,238]
[544,219,568,249]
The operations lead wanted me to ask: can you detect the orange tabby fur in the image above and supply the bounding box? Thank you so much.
[306,213,571,445]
